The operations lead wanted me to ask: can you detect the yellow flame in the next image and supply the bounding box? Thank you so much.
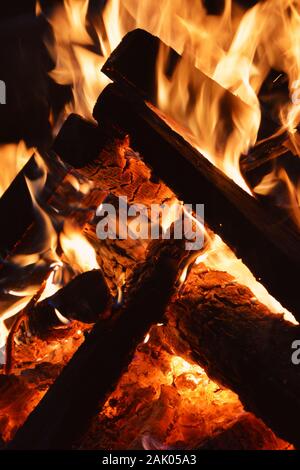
[195,233,298,325]
[60,221,99,273]
[43,0,300,202]
[0,142,33,197]
[43,0,127,126]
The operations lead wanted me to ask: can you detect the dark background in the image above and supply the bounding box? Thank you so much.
[0,0,262,149]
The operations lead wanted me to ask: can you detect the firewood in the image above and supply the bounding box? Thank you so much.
[102,29,248,123]
[163,265,300,447]
[28,269,112,337]
[93,83,300,320]
[0,152,67,256]
[9,236,188,449]
[73,131,173,293]
[52,113,108,169]
[197,413,289,450]
[0,114,103,256]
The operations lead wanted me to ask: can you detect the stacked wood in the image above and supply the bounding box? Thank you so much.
[28,269,111,337]
[79,315,288,451]
[0,321,87,442]
[9,236,188,449]
[74,129,174,293]
[97,29,300,317]
[93,82,300,319]
[162,264,300,447]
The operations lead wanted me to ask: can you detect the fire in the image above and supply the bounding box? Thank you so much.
[195,233,298,325]
[153,0,300,194]
[60,221,99,273]
[39,0,126,127]
[2,0,299,355]
[170,355,205,384]
[0,142,33,197]
[254,166,300,229]
[40,0,300,201]
[0,149,99,355]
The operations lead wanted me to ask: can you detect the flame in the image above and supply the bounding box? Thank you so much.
[195,233,297,325]
[153,1,265,193]
[0,142,33,197]
[42,0,300,205]
[0,149,99,352]
[54,308,70,325]
[40,0,128,127]
[60,221,99,273]
[254,165,300,229]
[170,355,205,381]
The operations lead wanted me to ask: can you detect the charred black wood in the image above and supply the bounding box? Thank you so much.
[28,269,111,336]
[0,152,66,257]
[168,267,300,447]
[93,83,300,319]
[102,29,275,140]
[9,237,187,449]
[52,114,108,168]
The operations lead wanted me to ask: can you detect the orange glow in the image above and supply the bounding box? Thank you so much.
[254,166,300,230]
[195,233,298,325]
[40,0,127,127]
[60,221,99,273]
[40,0,300,207]
[0,142,33,197]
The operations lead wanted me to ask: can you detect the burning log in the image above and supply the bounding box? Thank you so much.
[197,413,290,450]
[164,265,300,447]
[240,130,300,198]
[28,269,111,336]
[102,29,248,117]
[0,153,67,255]
[93,82,300,320]
[0,113,104,256]
[52,113,107,168]
[54,120,173,292]
[9,236,188,449]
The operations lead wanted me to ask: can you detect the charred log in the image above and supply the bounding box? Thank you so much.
[197,413,289,450]
[9,237,188,450]
[164,266,300,447]
[93,82,300,319]
[28,269,111,337]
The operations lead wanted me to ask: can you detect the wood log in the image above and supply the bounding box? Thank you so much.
[163,265,300,447]
[102,29,276,151]
[52,113,108,168]
[197,413,290,450]
[102,29,248,121]
[0,152,66,256]
[93,82,300,319]
[0,114,103,256]
[9,236,188,449]
[240,130,300,198]
[73,129,173,293]
[28,269,111,337]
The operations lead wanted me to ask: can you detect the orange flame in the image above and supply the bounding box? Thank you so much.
[41,0,300,197]
[0,142,33,197]
[0,150,99,352]
[195,233,298,325]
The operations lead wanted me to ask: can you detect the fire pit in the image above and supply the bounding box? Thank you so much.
[0,0,300,458]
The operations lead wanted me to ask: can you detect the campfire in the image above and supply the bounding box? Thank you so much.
[1,0,300,452]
